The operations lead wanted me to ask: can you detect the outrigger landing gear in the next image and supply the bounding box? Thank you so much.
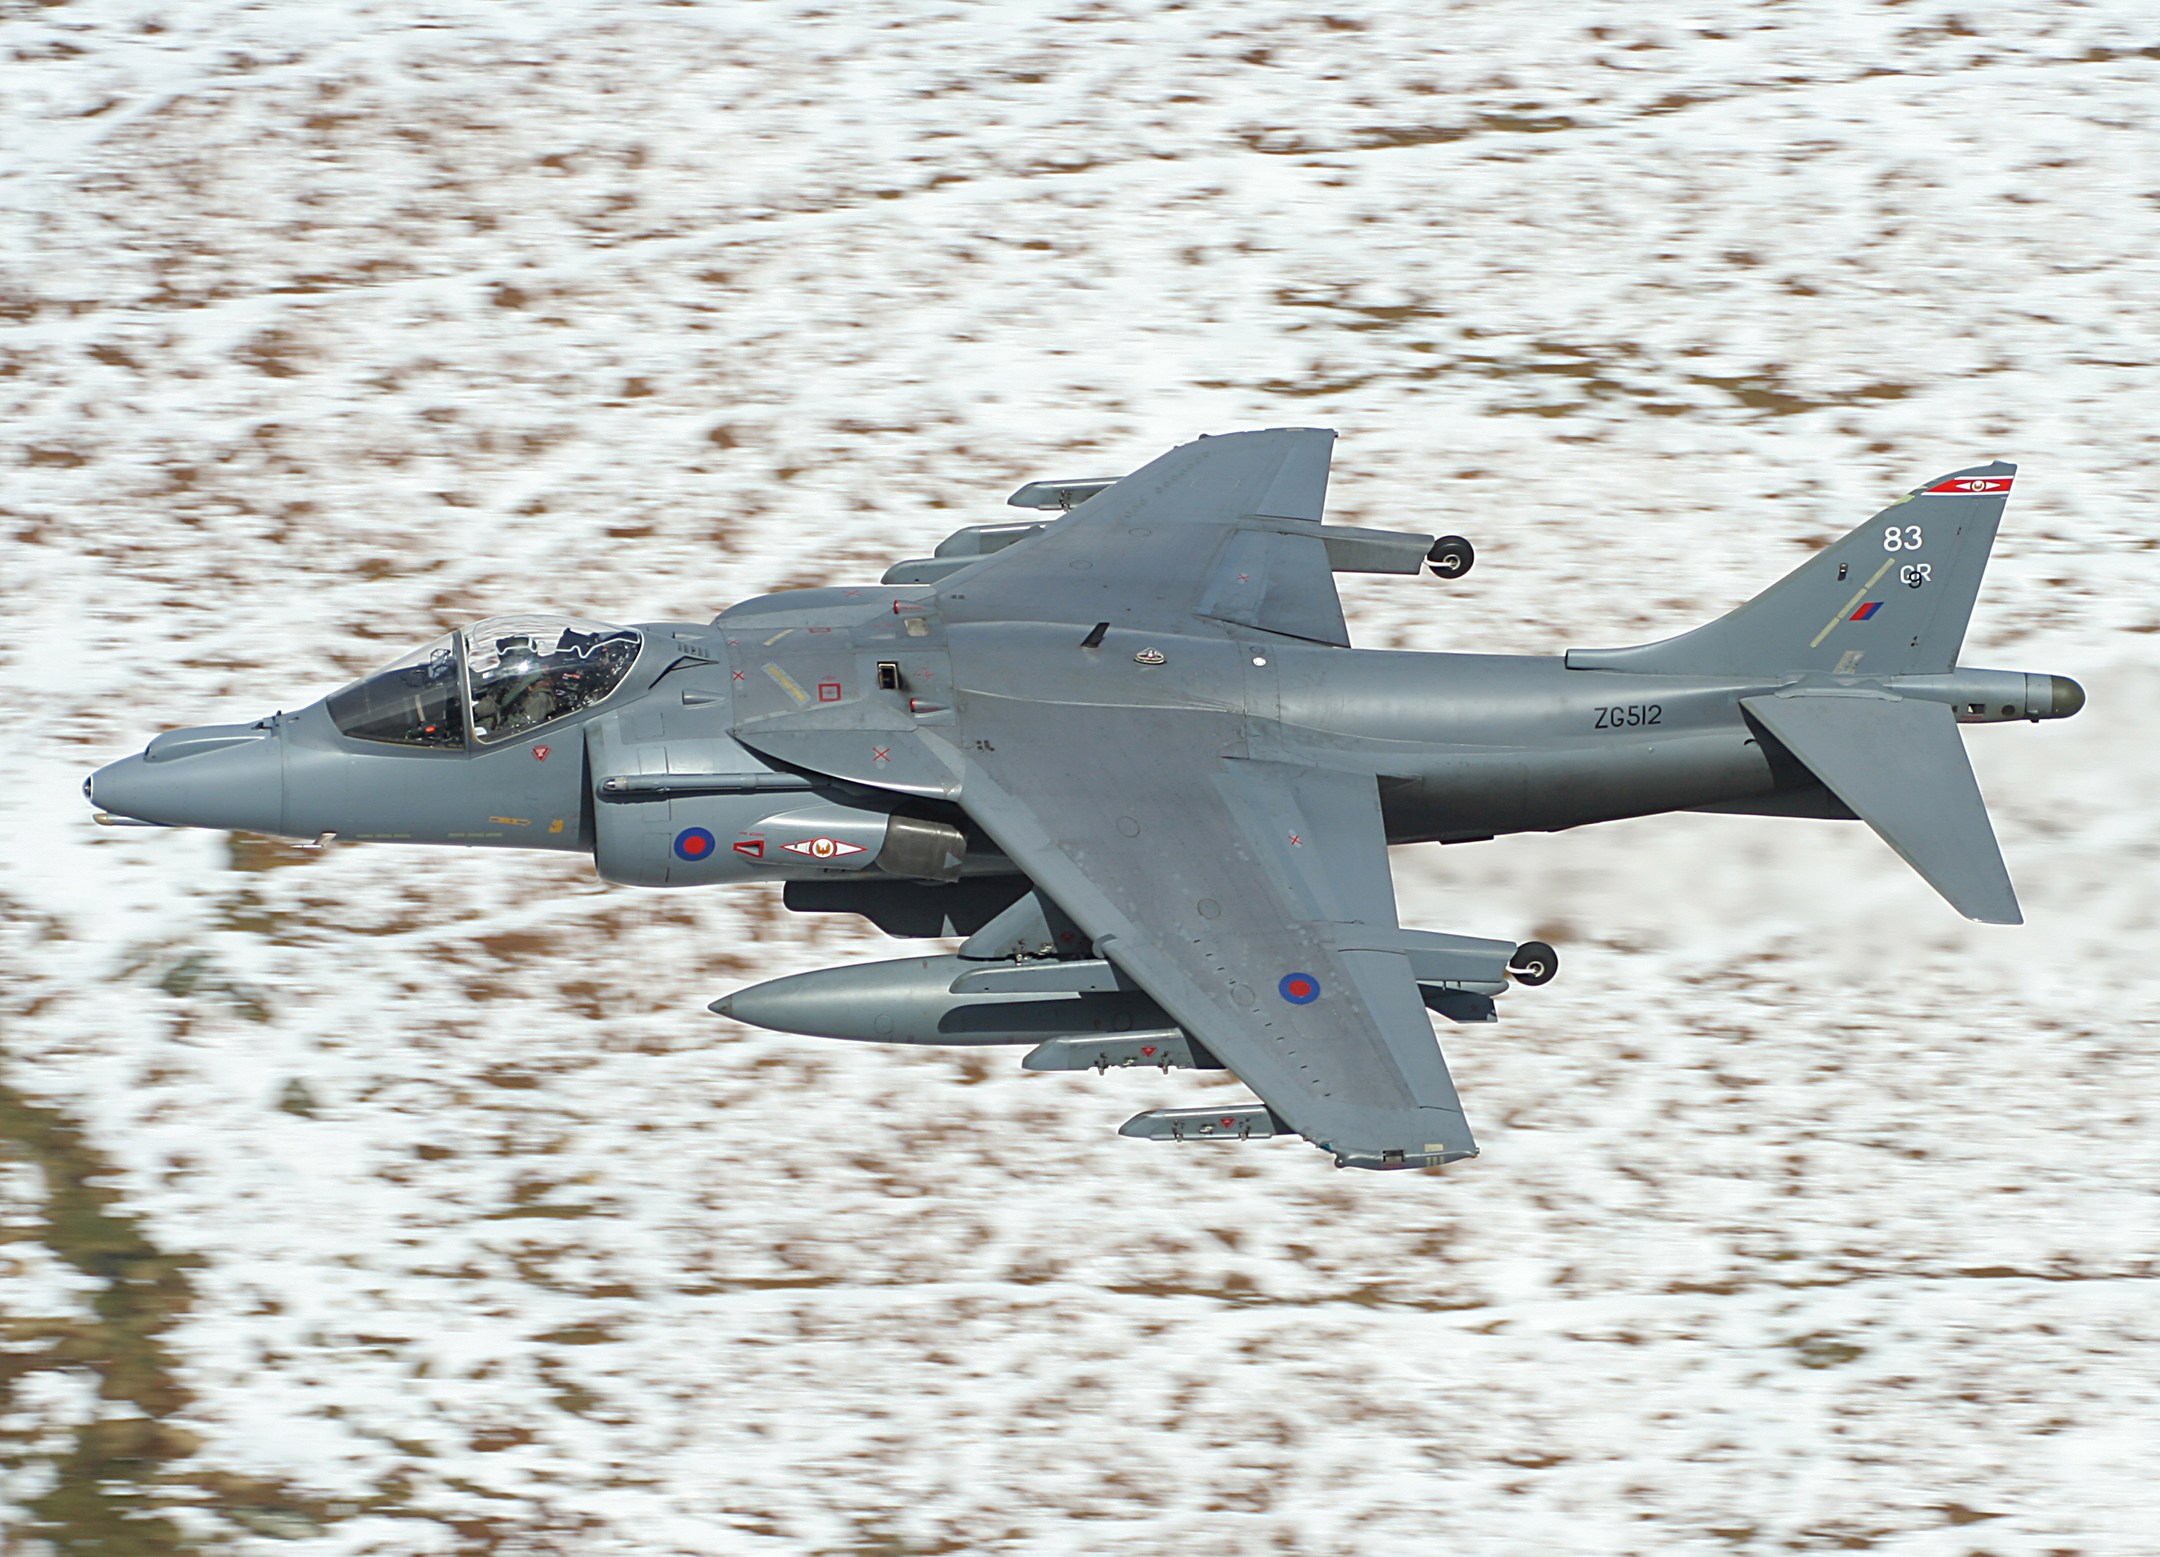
[1509,940,1559,986]
[1428,535,1476,579]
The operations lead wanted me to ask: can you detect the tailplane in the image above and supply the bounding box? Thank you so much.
[1739,692,2020,924]
[1567,463,2014,679]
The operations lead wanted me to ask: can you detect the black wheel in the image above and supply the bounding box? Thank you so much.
[1428,535,1475,580]
[1509,940,1558,986]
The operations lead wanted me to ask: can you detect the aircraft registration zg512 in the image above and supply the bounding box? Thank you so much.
[88,431,2084,1171]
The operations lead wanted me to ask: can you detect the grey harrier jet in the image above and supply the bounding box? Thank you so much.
[87,430,2081,1170]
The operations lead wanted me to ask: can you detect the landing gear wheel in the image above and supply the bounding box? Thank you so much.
[1428,535,1475,580]
[1509,940,1559,986]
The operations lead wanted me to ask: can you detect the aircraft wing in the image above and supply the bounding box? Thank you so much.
[953,694,1478,1169]
[928,430,1477,1167]
[941,427,1356,645]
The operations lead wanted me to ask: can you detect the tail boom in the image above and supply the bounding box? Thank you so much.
[1560,462,2083,923]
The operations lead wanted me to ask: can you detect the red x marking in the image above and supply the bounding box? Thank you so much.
[872,747,891,763]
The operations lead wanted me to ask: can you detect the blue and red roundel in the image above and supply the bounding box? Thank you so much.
[673,827,717,862]
[1279,972,1321,1005]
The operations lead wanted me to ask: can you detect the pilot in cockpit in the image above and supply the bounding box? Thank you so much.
[327,614,644,751]
[465,618,641,743]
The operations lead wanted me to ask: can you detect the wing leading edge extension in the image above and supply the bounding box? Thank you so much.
[954,695,1477,1169]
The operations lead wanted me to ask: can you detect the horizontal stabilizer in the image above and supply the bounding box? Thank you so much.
[1740,693,2020,924]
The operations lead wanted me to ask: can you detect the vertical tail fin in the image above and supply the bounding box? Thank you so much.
[1566,463,2014,679]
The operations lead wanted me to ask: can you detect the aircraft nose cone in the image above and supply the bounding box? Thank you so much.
[87,725,287,833]
[2049,675,2086,719]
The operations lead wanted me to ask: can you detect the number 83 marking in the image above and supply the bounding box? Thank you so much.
[1884,524,1923,551]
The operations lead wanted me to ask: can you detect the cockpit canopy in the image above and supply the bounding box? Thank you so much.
[326,615,643,750]
[465,615,642,744]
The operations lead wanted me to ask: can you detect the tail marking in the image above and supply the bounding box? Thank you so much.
[1566,460,2016,680]
[1810,557,1899,647]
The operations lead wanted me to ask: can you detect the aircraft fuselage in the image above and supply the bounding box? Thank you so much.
[86,590,2069,873]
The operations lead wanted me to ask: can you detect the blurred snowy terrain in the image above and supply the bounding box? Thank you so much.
[3,1,2158,1552]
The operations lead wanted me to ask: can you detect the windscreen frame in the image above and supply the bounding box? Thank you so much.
[324,632,471,751]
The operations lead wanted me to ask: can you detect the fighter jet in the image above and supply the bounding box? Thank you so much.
[87,430,2082,1170]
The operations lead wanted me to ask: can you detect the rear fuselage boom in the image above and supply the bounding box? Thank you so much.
[1269,647,1791,844]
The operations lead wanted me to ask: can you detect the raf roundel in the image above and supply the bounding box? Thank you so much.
[1278,972,1321,1005]
[673,827,717,862]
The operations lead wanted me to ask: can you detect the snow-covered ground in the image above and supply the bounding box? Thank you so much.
[4,2,2157,1552]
